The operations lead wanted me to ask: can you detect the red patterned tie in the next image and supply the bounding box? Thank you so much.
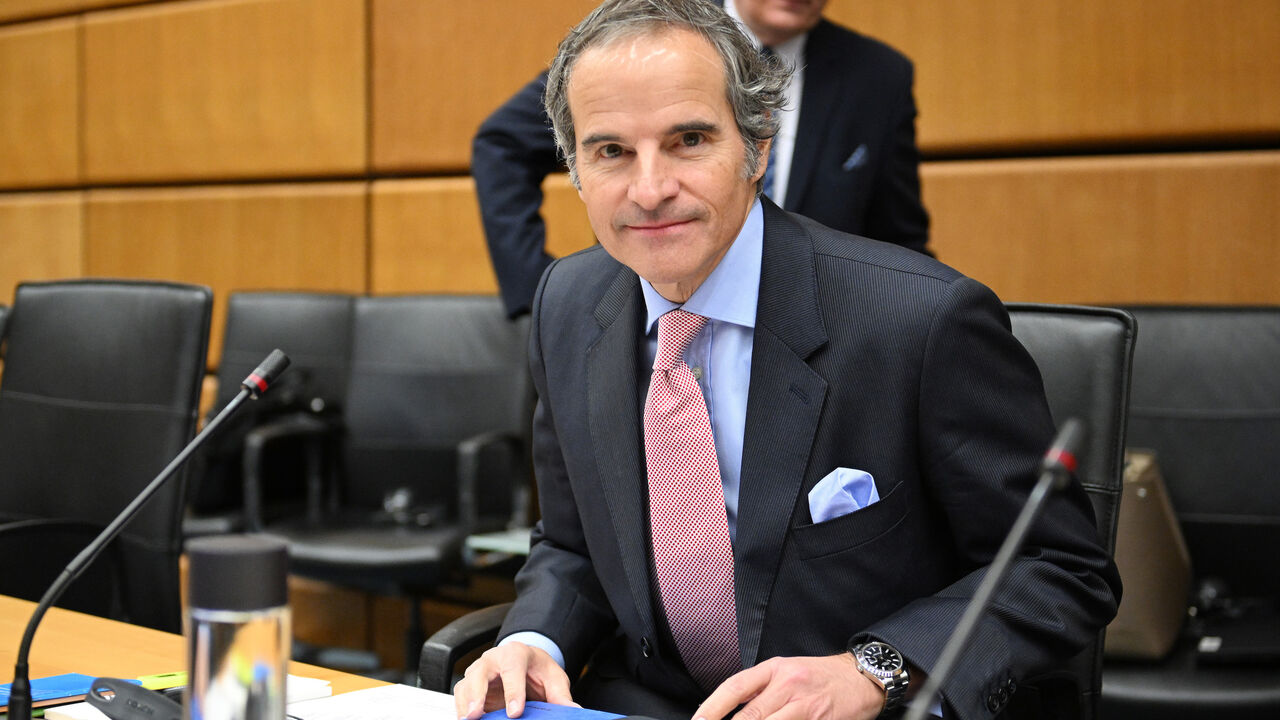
[645,309,740,690]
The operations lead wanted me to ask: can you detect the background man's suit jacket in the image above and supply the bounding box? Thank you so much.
[502,201,1120,720]
[472,19,931,317]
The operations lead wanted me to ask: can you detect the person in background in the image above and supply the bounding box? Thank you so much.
[473,0,931,318]
[453,2,1119,719]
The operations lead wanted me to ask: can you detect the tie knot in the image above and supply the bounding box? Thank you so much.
[654,310,707,371]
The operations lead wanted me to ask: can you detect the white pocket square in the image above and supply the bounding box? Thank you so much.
[808,467,880,523]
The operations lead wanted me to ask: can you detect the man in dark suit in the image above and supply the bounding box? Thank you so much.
[473,0,930,318]
[454,2,1119,719]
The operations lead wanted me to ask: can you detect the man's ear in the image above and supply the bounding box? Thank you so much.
[753,138,772,183]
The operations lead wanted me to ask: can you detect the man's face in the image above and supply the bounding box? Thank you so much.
[568,28,766,304]
[735,0,827,46]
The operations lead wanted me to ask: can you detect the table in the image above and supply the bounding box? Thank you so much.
[0,595,384,697]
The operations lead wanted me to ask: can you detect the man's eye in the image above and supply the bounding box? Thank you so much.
[600,144,623,158]
[680,132,703,147]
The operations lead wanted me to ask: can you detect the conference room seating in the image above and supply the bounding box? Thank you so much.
[1005,304,1136,720]
[0,279,212,633]
[186,291,355,537]
[0,303,8,344]
[1100,306,1280,720]
[244,294,532,676]
[418,303,1138,720]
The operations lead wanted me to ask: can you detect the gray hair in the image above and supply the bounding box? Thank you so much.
[544,0,790,194]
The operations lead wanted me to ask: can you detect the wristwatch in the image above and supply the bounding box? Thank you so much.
[850,641,910,714]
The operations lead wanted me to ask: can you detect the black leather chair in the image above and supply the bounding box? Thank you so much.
[247,294,532,674]
[418,302,1138,720]
[186,291,355,537]
[0,303,8,344]
[1006,303,1136,720]
[0,279,212,633]
[1100,306,1280,720]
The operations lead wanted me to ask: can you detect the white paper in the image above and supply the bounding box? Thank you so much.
[286,683,456,720]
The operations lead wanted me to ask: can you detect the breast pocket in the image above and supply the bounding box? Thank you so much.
[791,481,908,560]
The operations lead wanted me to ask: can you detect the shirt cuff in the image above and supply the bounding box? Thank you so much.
[499,631,566,670]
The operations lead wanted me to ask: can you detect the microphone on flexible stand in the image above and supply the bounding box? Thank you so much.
[6,350,291,720]
[904,418,1086,720]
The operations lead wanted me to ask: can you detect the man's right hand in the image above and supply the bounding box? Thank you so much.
[453,641,577,719]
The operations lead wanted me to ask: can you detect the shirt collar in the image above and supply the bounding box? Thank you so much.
[642,199,763,334]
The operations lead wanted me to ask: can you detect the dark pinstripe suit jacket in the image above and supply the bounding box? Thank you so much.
[502,199,1119,720]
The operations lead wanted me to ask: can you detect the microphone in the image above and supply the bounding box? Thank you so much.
[903,418,1086,720]
[6,350,291,720]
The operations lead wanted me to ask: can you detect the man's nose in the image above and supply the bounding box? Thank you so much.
[627,150,679,210]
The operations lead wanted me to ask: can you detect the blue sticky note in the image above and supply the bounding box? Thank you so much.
[480,700,624,720]
[0,673,141,708]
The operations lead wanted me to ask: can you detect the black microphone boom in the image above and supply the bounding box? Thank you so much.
[6,350,290,720]
[904,418,1086,720]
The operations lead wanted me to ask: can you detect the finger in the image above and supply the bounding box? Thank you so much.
[535,665,576,707]
[730,680,789,720]
[499,656,531,718]
[454,664,493,719]
[759,700,809,720]
[694,665,771,720]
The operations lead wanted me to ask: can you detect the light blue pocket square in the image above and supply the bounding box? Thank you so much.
[808,467,880,523]
[842,144,868,171]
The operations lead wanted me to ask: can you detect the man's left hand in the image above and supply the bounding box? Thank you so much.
[693,654,885,720]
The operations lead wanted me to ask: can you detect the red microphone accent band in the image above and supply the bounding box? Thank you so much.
[247,373,268,393]
[1049,449,1078,473]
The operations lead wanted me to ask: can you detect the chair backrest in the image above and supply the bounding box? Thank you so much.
[1007,303,1137,720]
[191,291,355,517]
[0,279,212,632]
[342,295,531,524]
[0,303,8,344]
[1119,306,1280,599]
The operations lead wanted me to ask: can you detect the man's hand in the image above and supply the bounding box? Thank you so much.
[453,642,577,719]
[693,654,885,720]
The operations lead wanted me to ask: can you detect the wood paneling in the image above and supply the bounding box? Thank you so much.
[0,192,83,305]
[924,151,1280,305]
[827,0,1280,153]
[371,0,599,173]
[82,0,366,183]
[0,18,78,188]
[84,183,368,365]
[369,175,593,294]
[0,1,152,23]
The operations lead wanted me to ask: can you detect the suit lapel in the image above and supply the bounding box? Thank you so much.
[784,21,842,213]
[585,267,660,643]
[735,200,830,666]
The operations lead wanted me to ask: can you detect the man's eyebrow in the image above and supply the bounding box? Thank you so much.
[581,133,622,147]
[670,121,718,135]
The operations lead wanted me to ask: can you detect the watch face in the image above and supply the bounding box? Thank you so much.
[861,643,903,675]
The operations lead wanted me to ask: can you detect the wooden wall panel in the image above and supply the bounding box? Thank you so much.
[0,1,152,23]
[82,0,366,183]
[371,0,599,173]
[827,0,1280,153]
[369,175,593,294]
[0,192,84,305]
[0,18,78,188]
[84,183,368,365]
[924,151,1280,305]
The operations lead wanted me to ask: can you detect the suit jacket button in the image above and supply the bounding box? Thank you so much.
[986,694,1001,713]
[640,637,652,658]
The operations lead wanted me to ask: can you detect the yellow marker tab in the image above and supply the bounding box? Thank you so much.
[137,671,187,690]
